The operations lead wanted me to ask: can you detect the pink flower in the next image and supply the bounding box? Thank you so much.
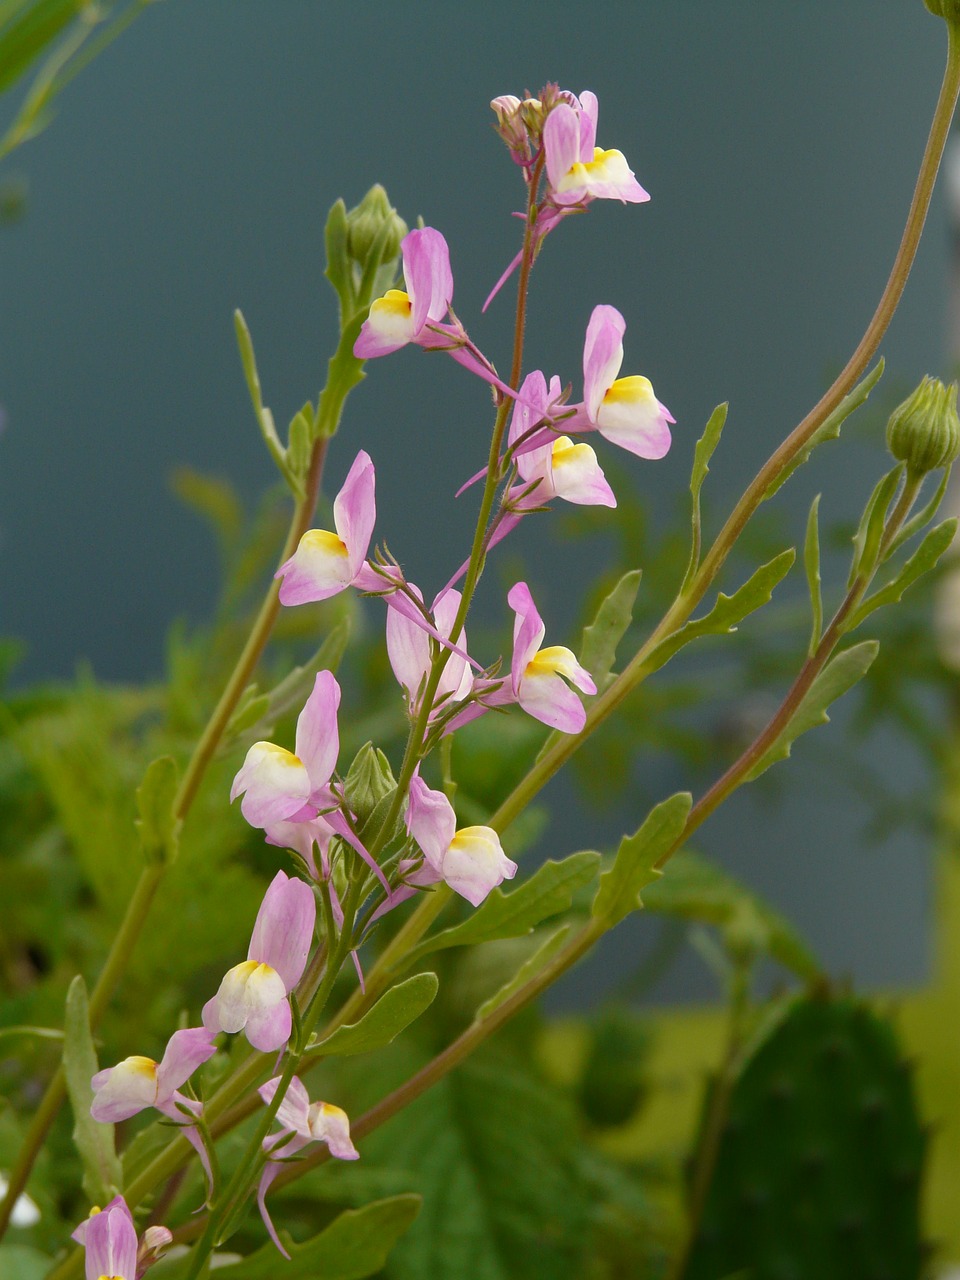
[256,1075,358,1255]
[386,584,473,719]
[405,769,517,907]
[507,582,596,734]
[73,1197,138,1280]
[354,227,453,358]
[276,451,376,605]
[508,369,616,508]
[202,871,316,1053]
[567,305,673,460]
[90,1027,216,1124]
[543,91,649,207]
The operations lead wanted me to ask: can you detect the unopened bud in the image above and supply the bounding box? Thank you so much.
[886,376,960,475]
[343,742,397,827]
[138,1225,173,1272]
[345,184,407,269]
[490,93,543,159]
[925,0,960,24]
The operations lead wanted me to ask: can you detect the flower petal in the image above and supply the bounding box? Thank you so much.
[402,227,453,335]
[406,770,457,874]
[248,871,317,990]
[333,450,376,580]
[596,376,674,459]
[259,1074,312,1137]
[543,101,582,191]
[294,670,341,792]
[442,826,517,906]
[506,581,546,698]
[276,528,354,605]
[583,305,625,422]
[548,437,616,507]
[81,1197,138,1280]
[245,998,293,1053]
[308,1101,360,1160]
[231,741,311,829]
[90,1056,158,1123]
[155,1027,218,1103]
[354,289,416,358]
[519,669,588,733]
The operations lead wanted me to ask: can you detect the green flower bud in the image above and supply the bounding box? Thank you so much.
[345,184,407,269]
[886,376,960,475]
[924,0,960,24]
[342,742,397,828]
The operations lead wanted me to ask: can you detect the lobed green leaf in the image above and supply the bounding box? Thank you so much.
[135,755,180,865]
[62,975,122,1203]
[311,973,439,1058]
[683,402,728,589]
[475,926,571,1022]
[592,792,692,928]
[578,569,642,693]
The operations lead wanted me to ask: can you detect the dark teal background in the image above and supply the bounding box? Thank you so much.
[0,1,951,998]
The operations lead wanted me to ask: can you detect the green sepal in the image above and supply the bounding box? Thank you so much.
[683,402,728,590]
[405,851,600,966]
[309,973,438,1058]
[474,926,571,1022]
[848,517,958,628]
[579,569,642,692]
[592,792,692,928]
[324,196,353,320]
[804,494,823,657]
[763,360,884,500]
[848,464,903,587]
[745,640,879,781]
[286,401,314,480]
[643,850,820,980]
[63,975,123,1203]
[135,755,180,866]
[648,550,796,675]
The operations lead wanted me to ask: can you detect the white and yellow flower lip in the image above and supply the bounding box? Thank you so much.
[353,227,453,359]
[89,1055,158,1124]
[580,304,674,460]
[231,740,311,828]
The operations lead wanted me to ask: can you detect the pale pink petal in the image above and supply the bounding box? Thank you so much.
[245,998,293,1053]
[72,1195,130,1248]
[294,670,341,791]
[249,871,316,990]
[90,1056,158,1123]
[402,227,453,334]
[543,102,582,191]
[309,1101,359,1160]
[210,959,287,1037]
[578,90,599,156]
[433,589,472,703]
[257,1160,291,1258]
[548,438,617,507]
[519,670,588,733]
[354,290,416,358]
[231,742,311,829]
[259,1074,312,1137]
[406,770,457,874]
[580,149,650,203]
[82,1197,137,1280]
[441,827,518,907]
[595,376,674,459]
[506,582,546,698]
[386,583,430,704]
[333,450,376,580]
[155,1027,218,1103]
[583,305,626,421]
[276,529,354,604]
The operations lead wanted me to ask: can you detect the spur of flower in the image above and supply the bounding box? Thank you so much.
[256,1075,358,1255]
[202,870,316,1052]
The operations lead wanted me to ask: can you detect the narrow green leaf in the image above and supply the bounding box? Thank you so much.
[643,850,820,979]
[324,196,353,320]
[804,493,822,657]
[234,309,291,481]
[226,689,270,736]
[209,1195,422,1280]
[592,792,692,928]
[407,852,600,965]
[135,755,180,866]
[63,975,122,1203]
[475,926,571,1022]
[311,973,438,1058]
[286,402,313,478]
[579,569,642,692]
[683,402,728,589]
[0,0,81,96]
[849,518,958,628]
[763,359,884,500]
[647,550,795,675]
[745,640,879,781]
[847,464,903,587]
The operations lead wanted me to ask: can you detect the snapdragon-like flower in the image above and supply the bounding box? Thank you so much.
[543,90,649,206]
[73,1196,171,1280]
[90,1027,216,1124]
[567,304,673,459]
[276,450,375,605]
[508,370,616,508]
[354,227,453,358]
[507,582,596,733]
[256,1075,358,1256]
[405,769,517,906]
[386,584,473,719]
[202,871,315,1053]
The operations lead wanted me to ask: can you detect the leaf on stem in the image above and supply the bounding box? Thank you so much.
[405,852,600,965]
[762,359,884,500]
[135,755,180,865]
[744,640,879,781]
[63,975,122,1203]
[578,569,642,692]
[804,494,823,657]
[203,1194,422,1279]
[310,973,439,1058]
[847,464,903,587]
[848,518,958,628]
[683,402,728,590]
[647,550,796,675]
[475,926,571,1022]
[591,792,692,928]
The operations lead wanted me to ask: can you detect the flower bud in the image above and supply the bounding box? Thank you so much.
[925,0,960,24]
[886,376,960,475]
[345,184,407,269]
[490,93,544,159]
[138,1225,174,1271]
[342,742,397,828]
